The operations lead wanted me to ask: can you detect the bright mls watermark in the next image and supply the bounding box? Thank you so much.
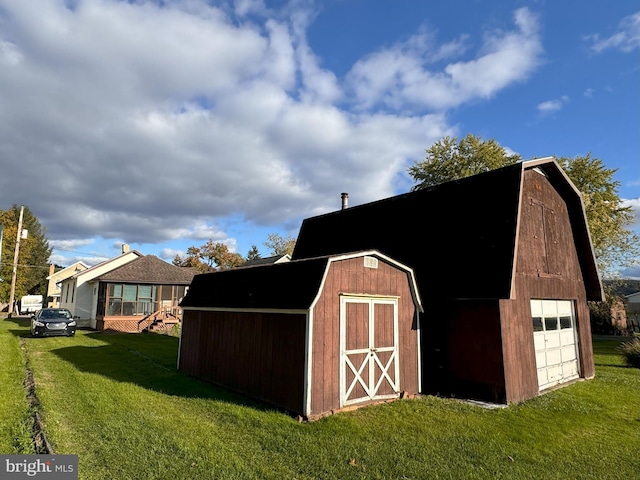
[1,455,78,479]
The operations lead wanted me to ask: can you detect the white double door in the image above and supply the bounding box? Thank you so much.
[340,297,400,406]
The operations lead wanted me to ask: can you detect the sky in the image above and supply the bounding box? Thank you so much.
[1,0,638,277]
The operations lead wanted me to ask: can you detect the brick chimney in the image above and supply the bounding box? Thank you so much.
[122,243,130,254]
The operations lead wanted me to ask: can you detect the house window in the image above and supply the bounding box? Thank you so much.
[138,285,153,315]
[105,284,159,316]
[107,284,123,316]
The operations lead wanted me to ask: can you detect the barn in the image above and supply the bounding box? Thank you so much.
[178,251,423,418]
[292,158,604,404]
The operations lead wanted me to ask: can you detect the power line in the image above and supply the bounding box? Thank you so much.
[0,263,53,270]
[51,247,112,258]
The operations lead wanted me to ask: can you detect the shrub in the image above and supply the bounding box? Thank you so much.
[618,338,640,368]
[168,323,181,338]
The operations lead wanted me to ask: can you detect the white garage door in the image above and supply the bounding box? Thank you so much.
[531,300,580,391]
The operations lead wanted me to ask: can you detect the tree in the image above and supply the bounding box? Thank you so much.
[246,245,261,261]
[408,134,521,190]
[408,135,639,277]
[173,241,244,272]
[201,240,245,270]
[264,233,296,256]
[0,205,52,302]
[555,154,639,277]
[172,246,209,273]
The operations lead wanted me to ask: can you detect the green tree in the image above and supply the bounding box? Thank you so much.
[246,245,261,261]
[0,205,52,302]
[555,154,638,277]
[408,134,521,190]
[408,135,639,277]
[264,233,296,256]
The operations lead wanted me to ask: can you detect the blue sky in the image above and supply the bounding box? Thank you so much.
[0,0,638,277]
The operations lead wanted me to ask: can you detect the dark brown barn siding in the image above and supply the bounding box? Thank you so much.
[179,310,306,413]
[421,301,505,402]
[310,257,419,415]
[501,170,595,402]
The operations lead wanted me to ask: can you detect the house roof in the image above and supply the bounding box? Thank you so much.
[180,250,422,312]
[626,291,640,302]
[292,158,603,301]
[242,254,291,267]
[46,261,89,280]
[97,255,196,284]
[69,250,144,281]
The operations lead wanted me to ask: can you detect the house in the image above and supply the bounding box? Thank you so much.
[94,255,195,332]
[292,158,603,404]
[625,291,640,333]
[59,246,143,328]
[45,262,89,308]
[178,251,422,419]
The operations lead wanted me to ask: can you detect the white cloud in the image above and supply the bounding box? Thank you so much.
[622,197,640,228]
[0,2,537,256]
[49,252,109,268]
[346,7,542,112]
[49,239,95,250]
[586,11,640,53]
[620,265,640,280]
[537,95,569,114]
[583,88,595,98]
[159,248,184,261]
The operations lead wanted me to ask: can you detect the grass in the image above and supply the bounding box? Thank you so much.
[1,316,639,479]
[0,317,34,453]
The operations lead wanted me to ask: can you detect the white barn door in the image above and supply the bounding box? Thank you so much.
[340,296,400,407]
[531,299,580,391]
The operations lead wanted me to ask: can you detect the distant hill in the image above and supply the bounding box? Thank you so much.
[604,279,640,297]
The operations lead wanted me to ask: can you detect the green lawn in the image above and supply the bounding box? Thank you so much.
[1,316,638,479]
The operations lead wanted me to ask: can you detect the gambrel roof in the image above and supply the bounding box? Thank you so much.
[292,158,603,301]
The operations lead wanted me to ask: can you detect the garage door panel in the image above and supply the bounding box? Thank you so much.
[534,335,546,351]
[561,345,577,362]
[545,333,561,349]
[542,300,558,316]
[537,368,548,385]
[563,362,579,378]
[535,351,547,367]
[545,349,562,366]
[546,365,563,383]
[556,301,572,316]
[560,330,576,345]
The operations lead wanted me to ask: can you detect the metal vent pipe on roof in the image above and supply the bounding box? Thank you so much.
[341,192,349,210]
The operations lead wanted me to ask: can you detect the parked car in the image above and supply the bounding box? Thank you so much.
[31,308,76,337]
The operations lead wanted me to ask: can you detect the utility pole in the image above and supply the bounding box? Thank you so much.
[8,206,24,317]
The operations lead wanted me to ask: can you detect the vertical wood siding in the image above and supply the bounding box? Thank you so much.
[310,257,419,415]
[421,300,506,402]
[501,170,594,402]
[179,310,306,413]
